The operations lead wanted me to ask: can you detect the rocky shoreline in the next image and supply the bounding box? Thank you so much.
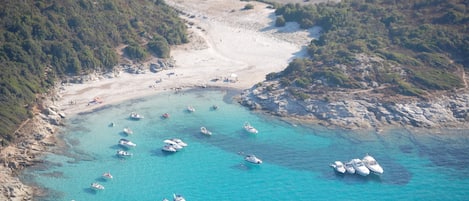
[238,80,469,131]
[0,93,64,201]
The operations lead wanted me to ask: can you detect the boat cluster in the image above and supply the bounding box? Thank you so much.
[161,138,188,153]
[330,154,383,176]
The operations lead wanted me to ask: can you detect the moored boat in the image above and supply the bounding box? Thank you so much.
[330,161,346,174]
[169,138,188,147]
[102,171,113,180]
[200,127,212,136]
[116,150,133,158]
[244,154,262,164]
[123,127,133,135]
[243,122,258,134]
[162,144,177,152]
[118,138,137,148]
[351,158,370,176]
[90,182,105,190]
[186,106,195,113]
[164,140,183,150]
[344,161,356,174]
[129,112,144,120]
[362,154,384,175]
[173,193,186,201]
[211,105,218,110]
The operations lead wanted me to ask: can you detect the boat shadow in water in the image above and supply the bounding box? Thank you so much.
[83,187,99,195]
[230,162,261,171]
[325,171,383,184]
[150,149,176,157]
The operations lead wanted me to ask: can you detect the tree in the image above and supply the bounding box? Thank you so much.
[275,16,286,27]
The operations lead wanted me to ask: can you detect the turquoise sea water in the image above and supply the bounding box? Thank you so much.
[22,89,469,201]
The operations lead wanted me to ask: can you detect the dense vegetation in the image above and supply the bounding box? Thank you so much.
[0,0,188,145]
[268,0,468,98]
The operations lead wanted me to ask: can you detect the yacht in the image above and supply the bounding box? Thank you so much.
[173,193,186,201]
[102,171,113,180]
[344,161,356,174]
[244,154,262,164]
[90,182,105,190]
[362,154,384,175]
[330,161,346,174]
[162,144,177,152]
[129,112,144,120]
[169,138,188,147]
[116,150,133,158]
[200,127,212,136]
[118,138,137,148]
[243,122,258,134]
[164,140,183,150]
[351,158,370,176]
[123,127,133,135]
[186,106,195,113]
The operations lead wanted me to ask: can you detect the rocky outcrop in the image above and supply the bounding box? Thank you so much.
[0,97,64,201]
[239,80,469,130]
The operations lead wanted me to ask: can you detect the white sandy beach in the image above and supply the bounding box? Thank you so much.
[57,0,318,116]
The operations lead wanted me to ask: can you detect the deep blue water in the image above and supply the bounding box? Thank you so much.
[22,89,469,201]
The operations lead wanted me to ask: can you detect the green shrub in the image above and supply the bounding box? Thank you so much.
[244,4,254,10]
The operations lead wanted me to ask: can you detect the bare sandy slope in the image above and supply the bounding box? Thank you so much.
[57,0,318,116]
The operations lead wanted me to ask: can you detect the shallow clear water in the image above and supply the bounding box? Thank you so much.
[22,89,469,201]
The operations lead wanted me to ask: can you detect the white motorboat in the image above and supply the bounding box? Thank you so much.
[123,127,133,135]
[119,138,137,148]
[164,140,183,150]
[244,154,262,164]
[186,106,195,113]
[362,154,384,175]
[102,171,113,180]
[351,158,370,176]
[344,161,356,174]
[173,193,186,201]
[243,122,258,134]
[169,138,188,147]
[129,112,144,120]
[116,150,133,158]
[330,161,346,174]
[162,144,177,152]
[90,182,105,190]
[200,127,212,136]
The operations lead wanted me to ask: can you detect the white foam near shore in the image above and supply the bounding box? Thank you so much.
[57,0,316,116]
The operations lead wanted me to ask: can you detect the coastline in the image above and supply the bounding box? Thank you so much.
[2,0,467,200]
[0,1,312,200]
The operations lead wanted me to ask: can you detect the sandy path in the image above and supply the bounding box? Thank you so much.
[57,0,318,116]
